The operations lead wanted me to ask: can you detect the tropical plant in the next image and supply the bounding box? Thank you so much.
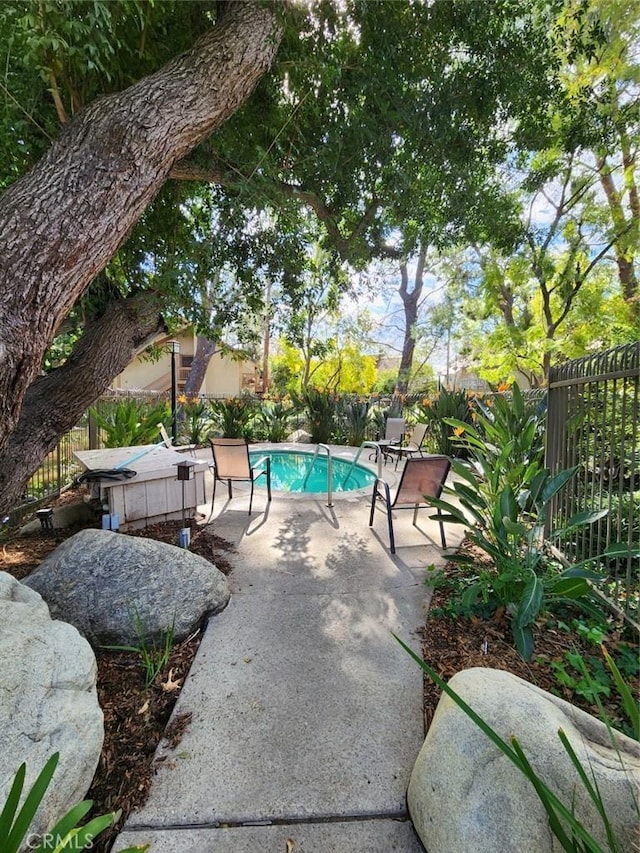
[208,396,256,440]
[292,388,340,444]
[253,398,296,442]
[396,633,639,853]
[427,395,613,659]
[416,388,474,457]
[471,385,546,474]
[89,398,170,448]
[177,395,211,446]
[340,398,370,447]
[0,752,147,853]
[547,618,640,739]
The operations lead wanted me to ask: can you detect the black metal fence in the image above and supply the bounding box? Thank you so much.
[546,342,639,623]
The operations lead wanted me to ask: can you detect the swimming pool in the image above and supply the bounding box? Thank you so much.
[249,449,376,493]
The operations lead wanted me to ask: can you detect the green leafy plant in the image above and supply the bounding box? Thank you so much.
[292,388,340,444]
[0,752,147,852]
[104,611,175,687]
[395,633,639,853]
[429,450,612,659]
[546,619,640,738]
[340,398,370,446]
[177,395,211,446]
[253,398,296,442]
[90,398,170,448]
[208,396,256,439]
[416,388,474,457]
[425,385,613,659]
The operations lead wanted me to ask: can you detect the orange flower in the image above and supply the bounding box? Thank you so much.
[453,426,465,437]
[422,397,431,407]
[497,382,511,393]
[177,394,187,405]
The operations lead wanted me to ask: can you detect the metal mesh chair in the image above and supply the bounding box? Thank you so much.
[369,455,450,553]
[370,417,406,463]
[209,438,271,514]
[385,422,428,469]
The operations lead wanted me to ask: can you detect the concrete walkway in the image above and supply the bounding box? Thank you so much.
[114,450,462,852]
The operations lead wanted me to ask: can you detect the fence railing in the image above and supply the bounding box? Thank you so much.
[546,342,639,623]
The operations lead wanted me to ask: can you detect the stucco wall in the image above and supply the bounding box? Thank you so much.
[111,333,257,396]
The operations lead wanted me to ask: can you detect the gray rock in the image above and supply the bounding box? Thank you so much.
[23,528,230,646]
[287,429,313,443]
[408,667,640,853]
[0,572,103,843]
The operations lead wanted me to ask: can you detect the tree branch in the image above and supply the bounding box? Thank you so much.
[0,1,283,447]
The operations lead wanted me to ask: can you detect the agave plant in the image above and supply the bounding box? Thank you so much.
[253,398,297,442]
[340,398,370,447]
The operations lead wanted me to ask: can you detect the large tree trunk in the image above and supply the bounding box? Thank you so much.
[183,336,219,398]
[395,248,426,395]
[0,294,166,515]
[0,1,282,450]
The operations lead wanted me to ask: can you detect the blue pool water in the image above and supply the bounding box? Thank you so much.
[249,450,376,493]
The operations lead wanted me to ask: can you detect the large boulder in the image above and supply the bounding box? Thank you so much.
[23,528,230,646]
[0,572,103,842]
[408,667,640,853]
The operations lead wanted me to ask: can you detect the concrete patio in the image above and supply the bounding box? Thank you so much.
[113,446,463,852]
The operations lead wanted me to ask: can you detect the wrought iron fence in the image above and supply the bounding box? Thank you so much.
[7,420,90,527]
[546,342,639,623]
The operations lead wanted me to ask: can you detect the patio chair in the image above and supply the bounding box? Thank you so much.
[158,423,197,452]
[369,455,450,553]
[385,422,429,470]
[369,417,406,462]
[209,438,271,515]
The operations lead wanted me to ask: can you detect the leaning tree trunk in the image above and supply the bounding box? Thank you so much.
[183,336,219,398]
[395,247,426,395]
[0,1,282,452]
[0,294,166,516]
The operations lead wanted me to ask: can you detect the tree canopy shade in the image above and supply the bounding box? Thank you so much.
[1,0,634,513]
[0,0,283,514]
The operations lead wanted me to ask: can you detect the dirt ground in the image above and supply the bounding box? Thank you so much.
[1,501,634,851]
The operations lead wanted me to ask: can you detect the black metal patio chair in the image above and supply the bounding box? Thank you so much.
[209,438,271,515]
[369,455,450,553]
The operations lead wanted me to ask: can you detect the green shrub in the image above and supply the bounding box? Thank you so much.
[253,398,297,442]
[90,398,171,448]
[416,388,474,457]
[292,388,340,444]
[177,395,211,446]
[340,398,370,446]
[208,396,257,439]
[427,386,613,660]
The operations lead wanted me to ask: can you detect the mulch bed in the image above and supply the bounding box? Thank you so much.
[419,540,637,737]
